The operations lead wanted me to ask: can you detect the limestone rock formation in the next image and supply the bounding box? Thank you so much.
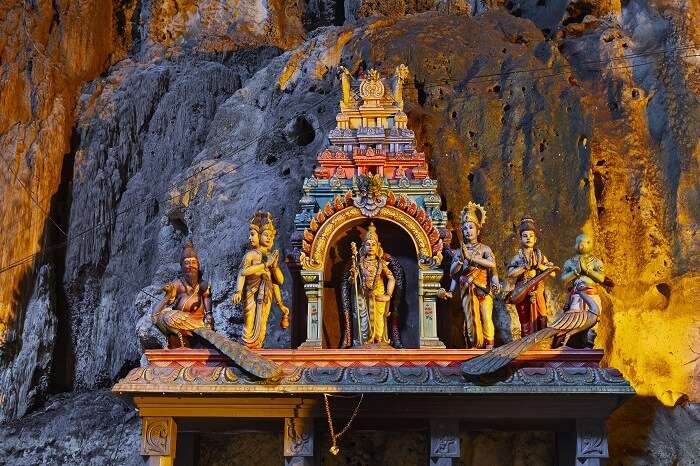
[144,0,305,52]
[64,47,284,387]
[0,265,57,421]
[0,0,698,463]
[0,390,142,465]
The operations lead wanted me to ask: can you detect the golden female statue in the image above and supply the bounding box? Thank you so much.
[233,212,289,349]
[450,202,500,349]
[342,223,396,347]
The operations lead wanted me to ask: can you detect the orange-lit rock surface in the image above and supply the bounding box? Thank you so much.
[146,0,304,52]
[0,0,136,418]
[0,0,303,417]
[0,0,697,463]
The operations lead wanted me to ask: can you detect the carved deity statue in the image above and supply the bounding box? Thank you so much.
[558,233,606,347]
[462,233,611,376]
[149,240,282,379]
[233,212,289,349]
[338,66,353,105]
[340,223,396,347]
[152,241,213,348]
[506,217,556,338]
[449,202,500,349]
[393,64,409,108]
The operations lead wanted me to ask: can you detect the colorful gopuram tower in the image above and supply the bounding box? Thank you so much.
[288,65,448,349]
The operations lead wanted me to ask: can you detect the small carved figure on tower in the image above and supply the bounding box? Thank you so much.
[393,64,409,108]
[353,174,387,217]
[338,66,353,106]
[506,217,557,338]
[233,212,289,349]
[450,202,500,349]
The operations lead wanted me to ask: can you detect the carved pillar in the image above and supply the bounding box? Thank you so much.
[299,270,323,347]
[140,417,177,466]
[575,418,609,466]
[419,269,446,348]
[284,417,315,466]
[429,419,460,465]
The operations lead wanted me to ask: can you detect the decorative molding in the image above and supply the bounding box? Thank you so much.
[140,417,177,457]
[117,365,633,395]
[359,69,385,100]
[430,419,460,458]
[576,418,609,465]
[284,418,314,457]
[300,204,439,271]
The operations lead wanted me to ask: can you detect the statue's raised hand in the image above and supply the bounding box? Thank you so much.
[437,288,453,300]
[463,250,475,264]
[579,256,591,276]
[267,250,279,268]
[163,283,178,305]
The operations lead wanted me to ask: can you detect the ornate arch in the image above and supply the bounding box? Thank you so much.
[299,191,443,271]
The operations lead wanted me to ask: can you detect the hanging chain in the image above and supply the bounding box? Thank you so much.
[323,393,364,455]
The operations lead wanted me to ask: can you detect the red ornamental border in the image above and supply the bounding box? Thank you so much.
[301,190,442,257]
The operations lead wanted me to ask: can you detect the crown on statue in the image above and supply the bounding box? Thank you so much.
[460,201,487,229]
[180,240,200,264]
[519,216,536,234]
[363,222,379,244]
[250,211,276,235]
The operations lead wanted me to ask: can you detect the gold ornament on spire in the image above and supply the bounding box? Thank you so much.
[359,69,385,100]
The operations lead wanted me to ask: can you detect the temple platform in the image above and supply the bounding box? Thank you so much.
[114,348,633,465]
[114,348,633,396]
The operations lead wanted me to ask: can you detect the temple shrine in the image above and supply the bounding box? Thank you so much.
[113,66,634,466]
[289,65,447,350]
